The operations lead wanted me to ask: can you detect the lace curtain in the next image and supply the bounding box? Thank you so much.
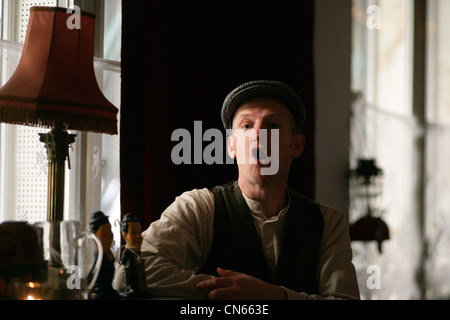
[424,123,450,299]
[350,91,450,301]
[351,0,450,300]
[350,98,423,299]
[423,0,450,299]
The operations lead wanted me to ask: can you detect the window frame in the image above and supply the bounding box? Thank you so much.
[0,0,121,248]
[351,0,450,300]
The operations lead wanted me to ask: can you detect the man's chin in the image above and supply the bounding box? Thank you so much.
[248,166,278,181]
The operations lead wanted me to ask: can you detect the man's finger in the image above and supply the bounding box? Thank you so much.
[216,267,244,277]
[196,276,233,290]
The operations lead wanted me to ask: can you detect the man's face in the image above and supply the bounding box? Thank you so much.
[227,97,305,186]
[122,221,142,249]
[94,222,114,251]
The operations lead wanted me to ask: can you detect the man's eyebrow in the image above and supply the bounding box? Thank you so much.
[264,113,283,118]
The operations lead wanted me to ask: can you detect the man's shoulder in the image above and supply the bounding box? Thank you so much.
[287,187,345,218]
[163,187,215,218]
[177,181,238,200]
[318,203,346,216]
[288,188,318,205]
[176,187,214,201]
[317,203,349,228]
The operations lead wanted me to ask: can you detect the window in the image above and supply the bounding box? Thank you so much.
[351,0,450,299]
[0,0,122,251]
[424,0,450,299]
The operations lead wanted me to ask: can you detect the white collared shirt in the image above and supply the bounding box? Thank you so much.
[139,188,360,300]
[241,192,289,280]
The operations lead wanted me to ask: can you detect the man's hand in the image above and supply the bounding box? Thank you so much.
[196,267,287,300]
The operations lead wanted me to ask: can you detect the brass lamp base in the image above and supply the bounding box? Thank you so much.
[39,127,76,222]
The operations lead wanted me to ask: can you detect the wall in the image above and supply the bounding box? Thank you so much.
[314,0,352,214]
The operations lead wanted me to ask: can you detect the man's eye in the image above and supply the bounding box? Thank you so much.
[242,124,252,129]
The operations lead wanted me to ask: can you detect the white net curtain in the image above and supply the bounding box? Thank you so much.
[351,0,450,300]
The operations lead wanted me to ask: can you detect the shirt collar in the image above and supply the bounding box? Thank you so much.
[242,188,291,222]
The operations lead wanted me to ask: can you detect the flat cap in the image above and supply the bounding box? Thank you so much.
[221,80,306,133]
[89,211,110,227]
[122,213,139,224]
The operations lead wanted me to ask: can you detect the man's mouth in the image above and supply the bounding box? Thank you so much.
[252,148,270,165]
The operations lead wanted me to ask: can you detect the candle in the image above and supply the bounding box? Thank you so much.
[21,282,43,300]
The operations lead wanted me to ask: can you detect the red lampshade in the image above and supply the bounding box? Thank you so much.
[0,6,118,134]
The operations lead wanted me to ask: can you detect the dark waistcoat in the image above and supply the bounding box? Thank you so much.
[197,181,324,294]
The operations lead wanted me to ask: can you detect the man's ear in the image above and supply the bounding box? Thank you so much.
[227,135,236,159]
[292,133,306,159]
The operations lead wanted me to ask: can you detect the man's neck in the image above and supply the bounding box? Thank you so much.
[238,178,288,218]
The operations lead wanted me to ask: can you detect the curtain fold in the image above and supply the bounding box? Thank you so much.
[121,0,316,227]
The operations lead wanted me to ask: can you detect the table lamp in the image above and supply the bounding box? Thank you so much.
[0,7,118,222]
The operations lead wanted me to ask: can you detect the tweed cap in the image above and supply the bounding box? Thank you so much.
[221,80,306,133]
[89,211,109,227]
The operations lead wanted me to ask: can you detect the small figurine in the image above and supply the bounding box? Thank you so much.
[88,211,120,300]
[116,213,149,299]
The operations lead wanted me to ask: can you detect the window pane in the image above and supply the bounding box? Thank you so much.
[0,1,122,227]
[429,0,450,124]
[424,0,450,299]
[351,0,421,299]
[0,0,58,223]
[374,0,413,115]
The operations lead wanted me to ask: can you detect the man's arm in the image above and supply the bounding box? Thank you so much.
[280,205,360,300]
[196,204,360,300]
[142,189,359,300]
[140,189,216,299]
[196,267,287,299]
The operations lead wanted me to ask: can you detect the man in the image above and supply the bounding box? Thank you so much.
[140,80,360,300]
[89,211,120,300]
[114,213,149,299]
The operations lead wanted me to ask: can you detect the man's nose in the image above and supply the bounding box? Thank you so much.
[253,123,270,141]
[248,125,261,143]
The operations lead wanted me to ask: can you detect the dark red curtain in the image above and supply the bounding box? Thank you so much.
[121,0,316,228]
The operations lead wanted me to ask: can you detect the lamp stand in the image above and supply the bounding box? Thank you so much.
[39,127,76,222]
